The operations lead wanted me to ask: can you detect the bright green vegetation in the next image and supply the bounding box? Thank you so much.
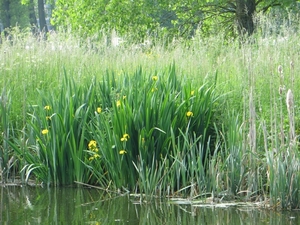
[1,18,300,210]
[52,0,299,39]
[2,1,299,41]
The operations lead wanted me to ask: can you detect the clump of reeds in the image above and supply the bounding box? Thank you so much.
[9,73,96,186]
[85,65,219,194]
[7,65,219,191]
[265,77,300,209]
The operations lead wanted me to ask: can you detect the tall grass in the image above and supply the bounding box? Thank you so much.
[1,13,300,209]
[0,89,12,182]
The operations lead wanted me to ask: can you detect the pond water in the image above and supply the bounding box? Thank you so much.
[1,185,299,224]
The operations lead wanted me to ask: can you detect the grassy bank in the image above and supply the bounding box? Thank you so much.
[1,20,300,209]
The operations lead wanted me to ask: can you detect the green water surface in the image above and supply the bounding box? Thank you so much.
[1,186,299,224]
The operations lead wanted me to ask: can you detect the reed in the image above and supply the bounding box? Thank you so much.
[0,89,13,181]
[265,88,300,209]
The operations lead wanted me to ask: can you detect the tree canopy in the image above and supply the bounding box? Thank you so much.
[0,0,299,39]
[51,0,300,39]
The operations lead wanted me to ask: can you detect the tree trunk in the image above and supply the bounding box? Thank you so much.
[2,0,11,29]
[38,0,48,35]
[236,0,256,35]
[29,0,38,34]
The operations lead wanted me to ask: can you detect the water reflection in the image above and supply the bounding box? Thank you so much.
[0,186,299,224]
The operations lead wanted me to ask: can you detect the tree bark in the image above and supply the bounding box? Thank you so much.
[2,0,11,29]
[236,0,256,35]
[38,0,48,35]
[29,0,38,34]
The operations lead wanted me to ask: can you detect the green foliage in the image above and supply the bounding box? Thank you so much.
[6,59,218,189]
[0,0,299,39]
[52,0,159,39]
[218,112,245,195]
[0,0,30,29]
[266,144,300,209]
[9,72,95,185]
[20,0,29,4]
[85,65,218,192]
[51,0,300,40]
[0,89,14,181]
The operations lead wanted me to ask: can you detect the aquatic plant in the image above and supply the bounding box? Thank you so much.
[85,65,218,194]
[9,72,96,185]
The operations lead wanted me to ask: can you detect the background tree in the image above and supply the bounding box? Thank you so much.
[28,0,38,33]
[52,0,300,40]
[21,0,52,34]
[0,0,52,35]
[1,0,299,39]
[236,0,256,35]
[52,0,160,40]
[204,0,297,35]
[37,0,48,34]
[0,0,29,33]
[165,0,300,37]
[2,0,11,29]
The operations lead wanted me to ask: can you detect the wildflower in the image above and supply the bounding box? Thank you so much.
[94,153,100,159]
[88,140,97,150]
[120,133,130,142]
[120,137,126,142]
[119,150,127,155]
[152,76,158,81]
[89,154,100,161]
[116,100,121,107]
[42,129,49,135]
[88,140,99,152]
[186,111,193,117]
[44,105,51,110]
[97,107,102,113]
[191,90,195,96]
